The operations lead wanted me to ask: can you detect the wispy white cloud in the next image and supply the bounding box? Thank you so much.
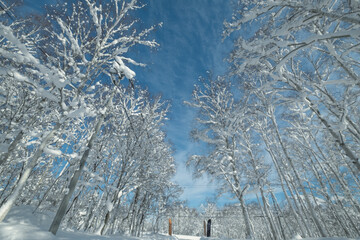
[172,145,219,207]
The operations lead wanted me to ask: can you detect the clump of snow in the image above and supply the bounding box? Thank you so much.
[106,200,113,212]
[44,147,62,156]
[113,56,136,79]
[291,234,303,239]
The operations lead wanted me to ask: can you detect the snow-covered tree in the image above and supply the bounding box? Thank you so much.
[186,76,274,239]
[224,0,360,173]
[0,0,179,237]
[216,0,360,238]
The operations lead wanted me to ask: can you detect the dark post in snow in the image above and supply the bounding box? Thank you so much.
[169,218,172,236]
[207,219,211,237]
[204,220,206,236]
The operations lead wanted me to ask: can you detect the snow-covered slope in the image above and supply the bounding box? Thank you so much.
[0,206,358,240]
[0,206,174,240]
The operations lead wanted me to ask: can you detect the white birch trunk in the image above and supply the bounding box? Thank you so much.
[307,100,360,172]
[260,128,309,237]
[260,187,280,240]
[239,194,253,239]
[256,193,275,239]
[270,113,328,237]
[49,91,114,235]
[0,130,24,166]
[270,191,288,239]
[0,123,60,222]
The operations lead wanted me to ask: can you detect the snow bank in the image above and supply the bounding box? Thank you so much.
[0,206,176,240]
[0,206,56,240]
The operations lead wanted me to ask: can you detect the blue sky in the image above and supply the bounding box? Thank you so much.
[133,0,236,207]
[20,0,236,208]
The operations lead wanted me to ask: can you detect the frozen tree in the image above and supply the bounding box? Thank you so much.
[0,7,73,222]
[35,0,160,235]
[184,1,360,238]
[0,0,180,237]
[224,0,360,173]
[186,76,275,239]
[217,1,360,237]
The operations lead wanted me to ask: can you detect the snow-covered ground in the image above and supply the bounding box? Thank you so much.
[0,206,358,240]
[173,235,200,240]
[0,206,175,240]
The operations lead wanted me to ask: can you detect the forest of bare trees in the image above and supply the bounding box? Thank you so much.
[0,0,359,239]
[0,0,179,236]
[186,0,360,239]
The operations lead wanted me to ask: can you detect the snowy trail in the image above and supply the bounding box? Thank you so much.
[173,235,201,240]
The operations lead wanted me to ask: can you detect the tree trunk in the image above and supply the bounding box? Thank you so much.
[307,155,352,237]
[270,113,328,237]
[270,191,288,239]
[260,127,309,237]
[310,133,360,214]
[49,91,114,235]
[256,193,274,239]
[0,130,24,166]
[259,187,280,240]
[0,123,60,222]
[307,100,360,172]
[238,194,253,239]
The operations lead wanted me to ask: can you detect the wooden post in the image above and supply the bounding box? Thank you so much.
[204,220,206,236]
[169,218,172,236]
